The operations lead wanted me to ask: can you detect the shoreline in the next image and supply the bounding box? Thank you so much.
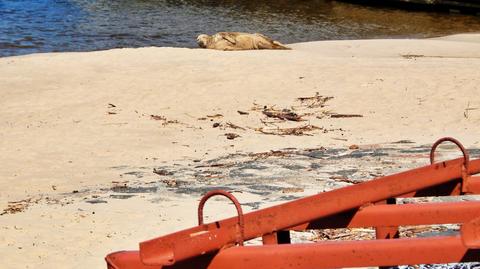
[1,32,480,60]
[1,34,480,268]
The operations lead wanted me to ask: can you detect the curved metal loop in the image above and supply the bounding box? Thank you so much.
[430,137,469,172]
[197,190,245,246]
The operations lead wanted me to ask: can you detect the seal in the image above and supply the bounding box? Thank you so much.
[197,32,291,51]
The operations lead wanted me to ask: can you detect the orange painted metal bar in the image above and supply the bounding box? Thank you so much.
[465,176,480,194]
[106,251,215,269]
[291,200,480,230]
[207,236,480,269]
[107,236,480,269]
[140,158,480,266]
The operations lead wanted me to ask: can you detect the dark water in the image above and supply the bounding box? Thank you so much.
[1,0,480,57]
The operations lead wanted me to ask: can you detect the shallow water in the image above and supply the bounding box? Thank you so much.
[1,0,480,57]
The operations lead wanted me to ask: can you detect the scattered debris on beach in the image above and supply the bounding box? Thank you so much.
[147,93,359,139]
[314,225,454,242]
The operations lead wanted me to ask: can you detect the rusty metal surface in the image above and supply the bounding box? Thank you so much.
[106,137,480,269]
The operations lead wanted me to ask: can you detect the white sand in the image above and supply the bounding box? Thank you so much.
[1,35,480,268]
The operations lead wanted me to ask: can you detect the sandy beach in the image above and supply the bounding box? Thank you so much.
[1,34,480,268]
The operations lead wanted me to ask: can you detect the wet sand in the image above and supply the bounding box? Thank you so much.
[1,34,480,268]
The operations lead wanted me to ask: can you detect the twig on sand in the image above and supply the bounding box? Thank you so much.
[207,114,223,118]
[255,124,321,136]
[330,176,363,184]
[262,109,304,121]
[194,162,235,168]
[249,150,293,160]
[464,102,478,119]
[329,113,363,118]
[282,187,304,193]
[150,115,181,126]
[150,115,166,121]
[225,122,246,130]
[296,93,334,108]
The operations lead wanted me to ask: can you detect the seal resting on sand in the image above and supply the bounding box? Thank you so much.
[197,32,291,51]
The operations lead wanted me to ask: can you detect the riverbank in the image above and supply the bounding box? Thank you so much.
[1,34,480,268]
